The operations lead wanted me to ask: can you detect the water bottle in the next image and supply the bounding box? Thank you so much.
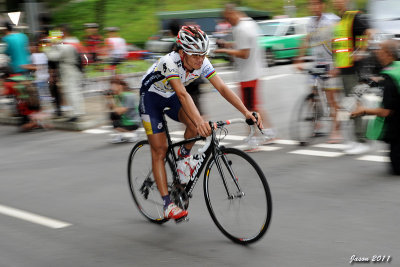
[177,155,200,184]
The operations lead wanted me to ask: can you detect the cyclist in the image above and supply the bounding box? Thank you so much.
[295,0,342,143]
[139,26,261,221]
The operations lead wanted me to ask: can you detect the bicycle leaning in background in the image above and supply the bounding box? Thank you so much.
[127,110,272,245]
[291,66,334,146]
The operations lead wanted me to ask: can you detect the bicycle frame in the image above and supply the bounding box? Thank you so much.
[162,113,242,199]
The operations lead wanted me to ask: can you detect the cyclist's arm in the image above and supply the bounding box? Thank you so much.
[209,74,262,128]
[169,79,210,136]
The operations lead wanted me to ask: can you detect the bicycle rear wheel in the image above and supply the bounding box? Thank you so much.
[292,93,323,146]
[203,148,272,245]
[127,140,172,224]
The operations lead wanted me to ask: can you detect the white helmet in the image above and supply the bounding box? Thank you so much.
[177,26,209,55]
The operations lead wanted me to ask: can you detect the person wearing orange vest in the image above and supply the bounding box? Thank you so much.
[331,0,372,155]
[351,40,400,175]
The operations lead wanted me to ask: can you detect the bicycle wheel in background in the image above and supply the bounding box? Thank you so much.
[203,147,272,245]
[292,93,323,146]
[128,140,171,224]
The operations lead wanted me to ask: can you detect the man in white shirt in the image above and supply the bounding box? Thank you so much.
[215,4,276,144]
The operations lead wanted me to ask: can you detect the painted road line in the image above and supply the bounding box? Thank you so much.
[169,131,185,135]
[0,204,72,229]
[289,149,344,157]
[83,129,111,134]
[223,135,246,141]
[377,150,390,153]
[273,139,299,145]
[357,155,390,163]
[312,143,348,150]
[234,145,282,152]
[261,74,291,81]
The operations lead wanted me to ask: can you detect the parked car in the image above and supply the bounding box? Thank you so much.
[257,17,310,66]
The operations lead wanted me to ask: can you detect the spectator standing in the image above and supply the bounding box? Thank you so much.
[331,0,372,154]
[105,27,127,68]
[30,42,50,102]
[83,23,103,63]
[351,40,400,175]
[2,22,31,75]
[45,25,86,122]
[215,4,276,145]
[106,77,140,143]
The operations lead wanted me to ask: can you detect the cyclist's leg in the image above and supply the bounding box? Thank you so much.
[165,93,197,153]
[140,91,188,219]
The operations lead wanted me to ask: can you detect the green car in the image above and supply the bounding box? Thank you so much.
[258,17,311,66]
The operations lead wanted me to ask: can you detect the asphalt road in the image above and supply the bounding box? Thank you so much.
[0,64,399,267]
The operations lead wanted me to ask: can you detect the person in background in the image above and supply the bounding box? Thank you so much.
[295,0,342,143]
[30,42,50,102]
[351,40,400,175]
[83,23,103,64]
[45,25,86,122]
[331,0,372,154]
[104,27,127,69]
[215,4,276,147]
[2,22,31,76]
[106,76,140,143]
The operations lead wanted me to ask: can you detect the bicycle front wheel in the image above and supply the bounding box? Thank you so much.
[203,148,272,245]
[127,140,170,224]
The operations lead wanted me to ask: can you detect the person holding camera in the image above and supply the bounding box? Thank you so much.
[106,77,140,143]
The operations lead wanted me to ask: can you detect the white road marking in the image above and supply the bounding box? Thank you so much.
[234,145,282,152]
[0,204,72,229]
[357,155,390,163]
[312,143,348,150]
[273,139,299,145]
[377,150,390,153]
[289,149,344,157]
[82,129,111,134]
[260,74,292,81]
[222,135,246,141]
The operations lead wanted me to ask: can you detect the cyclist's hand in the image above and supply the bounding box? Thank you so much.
[246,111,264,129]
[197,121,211,137]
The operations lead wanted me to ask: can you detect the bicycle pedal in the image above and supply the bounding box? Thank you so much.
[175,216,189,223]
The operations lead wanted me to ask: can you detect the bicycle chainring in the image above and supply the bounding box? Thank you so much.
[170,183,189,210]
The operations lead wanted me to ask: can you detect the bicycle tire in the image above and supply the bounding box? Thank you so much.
[203,147,272,245]
[292,93,323,146]
[127,140,172,224]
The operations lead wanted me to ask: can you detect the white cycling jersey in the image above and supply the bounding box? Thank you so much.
[307,13,340,66]
[141,51,216,98]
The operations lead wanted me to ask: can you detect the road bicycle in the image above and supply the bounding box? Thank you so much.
[291,66,334,145]
[127,111,272,245]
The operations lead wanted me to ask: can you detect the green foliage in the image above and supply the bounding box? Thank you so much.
[47,0,368,45]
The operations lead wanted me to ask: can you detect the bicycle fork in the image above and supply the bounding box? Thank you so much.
[213,152,244,200]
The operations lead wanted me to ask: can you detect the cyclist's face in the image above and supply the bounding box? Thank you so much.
[184,53,206,70]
